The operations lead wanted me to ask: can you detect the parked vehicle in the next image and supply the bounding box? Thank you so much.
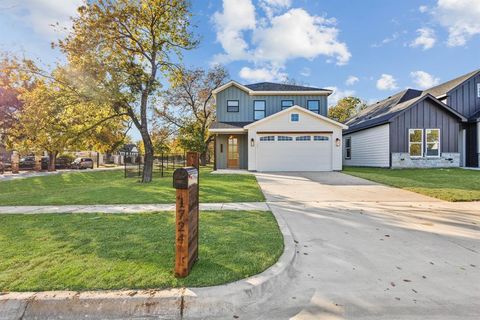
[19,156,49,170]
[0,160,12,173]
[55,156,73,169]
[71,157,94,169]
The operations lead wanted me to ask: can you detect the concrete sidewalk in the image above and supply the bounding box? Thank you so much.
[0,202,269,214]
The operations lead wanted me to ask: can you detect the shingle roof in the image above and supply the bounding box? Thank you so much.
[423,69,480,98]
[244,82,331,92]
[210,121,252,130]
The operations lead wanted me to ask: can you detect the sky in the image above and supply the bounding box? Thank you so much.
[1,0,479,138]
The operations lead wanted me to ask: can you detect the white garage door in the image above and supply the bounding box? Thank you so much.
[256,134,332,171]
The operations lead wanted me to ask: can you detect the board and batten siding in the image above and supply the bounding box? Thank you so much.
[216,86,328,122]
[343,124,390,167]
[389,99,460,153]
[215,134,248,170]
[446,73,480,119]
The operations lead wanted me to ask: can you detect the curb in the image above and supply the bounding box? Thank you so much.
[0,209,296,320]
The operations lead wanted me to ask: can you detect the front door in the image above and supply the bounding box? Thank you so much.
[227,136,239,169]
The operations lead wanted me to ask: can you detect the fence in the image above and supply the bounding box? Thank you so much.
[124,153,187,179]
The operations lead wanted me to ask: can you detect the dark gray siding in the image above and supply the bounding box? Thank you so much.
[216,86,328,122]
[214,134,248,169]
[447,73,480,118]
[390,99,460,153]
[466,122,479,167]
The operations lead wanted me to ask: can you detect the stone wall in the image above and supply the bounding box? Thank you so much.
[391,152,460,168]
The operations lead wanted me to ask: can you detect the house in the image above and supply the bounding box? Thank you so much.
[210,81,347,171]
[343,69,479,168]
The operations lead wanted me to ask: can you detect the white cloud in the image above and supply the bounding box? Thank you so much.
[433,0,480,46]
[410,70,440,89]
[345,75,359,86]
[410,27,436,50]
[372,32,401,48]
[239,66,287,82]
[419,5,429,13]
[376,74,398,91]
[213,1,351,69]
[1,0,82,38]
[212,0,256,63]
[300,67,311,77]
[325,86,355,106]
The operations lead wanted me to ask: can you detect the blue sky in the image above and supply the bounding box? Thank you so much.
[1,0,479,113]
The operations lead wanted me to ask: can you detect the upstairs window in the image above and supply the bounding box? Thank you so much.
[254,100,266,120]
[290,113,299,122]
[426,129,440,157]
[345,137,351,159]
[409,129,423,157]
[227,100,239,112]
[281,100,294,110]
[307,100,320,113]
[296,136,311,141]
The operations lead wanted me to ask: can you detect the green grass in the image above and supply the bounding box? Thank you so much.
[0,210,283,292]
[0,167,265,205]
[343,167,480,202]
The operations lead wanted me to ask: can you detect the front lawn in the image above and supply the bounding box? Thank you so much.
[0,167,265,205]
[0,210,283,292]
[343,167,480,202]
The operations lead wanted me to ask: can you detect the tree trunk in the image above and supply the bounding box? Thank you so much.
[200,151,207,166]
[140,127,154,183]
[48,151,57,172]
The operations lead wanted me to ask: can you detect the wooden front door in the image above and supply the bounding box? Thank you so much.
[227,136,240,169]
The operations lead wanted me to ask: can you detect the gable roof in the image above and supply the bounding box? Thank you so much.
[423,69,480,98]
[345,92,467,134]
[212,80,332,96]
[244,105,348,130]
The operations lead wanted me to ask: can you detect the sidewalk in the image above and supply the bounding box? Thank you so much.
[0,202,269,214]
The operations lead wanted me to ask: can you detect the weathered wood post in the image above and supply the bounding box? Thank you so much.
[11,151,19,174]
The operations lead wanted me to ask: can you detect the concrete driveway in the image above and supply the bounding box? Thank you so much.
[241,172,480,319]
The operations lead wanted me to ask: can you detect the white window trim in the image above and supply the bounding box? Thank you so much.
[425,128,441,158]
[408,129,424,158]
[344,136,351,160]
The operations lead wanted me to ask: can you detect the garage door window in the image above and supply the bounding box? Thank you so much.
[277,136,293,141]
[254,100,266,120]
[259,136,275,142]
[296,136,311,141]
[314,136,329,141]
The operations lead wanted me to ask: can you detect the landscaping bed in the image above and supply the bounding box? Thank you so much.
[343,167,480,202]
[0,210,283,292]
[0,167,265,205]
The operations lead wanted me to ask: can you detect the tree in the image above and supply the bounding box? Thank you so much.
[328,97,368,123]
[158,66,228,165]
[59,0,197,182]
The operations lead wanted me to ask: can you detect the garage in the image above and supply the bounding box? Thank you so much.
[256,134,333,171]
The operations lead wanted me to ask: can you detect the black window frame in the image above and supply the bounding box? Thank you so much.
[227,100,239,112]
[281,100,294,110]
[307,100,320,113]
[345,137,351,159]
[253,100,266,120]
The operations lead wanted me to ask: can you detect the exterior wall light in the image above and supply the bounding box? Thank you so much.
[336,138,341,147]
[250,138,255,147]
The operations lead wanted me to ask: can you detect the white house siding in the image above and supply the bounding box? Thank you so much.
[343,124,390,167]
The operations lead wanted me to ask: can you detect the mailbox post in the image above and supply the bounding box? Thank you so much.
[173,166,199,277]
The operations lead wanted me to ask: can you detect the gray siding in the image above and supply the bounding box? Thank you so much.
[447,73,480,119]
[214,134,248,169]
[216,86,328,122]
[390,99,460,153]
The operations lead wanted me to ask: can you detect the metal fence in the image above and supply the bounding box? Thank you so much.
[124,153,187,179]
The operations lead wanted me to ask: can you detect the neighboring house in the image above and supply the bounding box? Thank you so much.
[343,69,479,168]
[210,81,347,171]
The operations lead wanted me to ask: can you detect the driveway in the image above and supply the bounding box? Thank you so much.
[241,172,480,319]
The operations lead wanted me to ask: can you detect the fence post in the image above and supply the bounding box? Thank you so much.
[124,157,126,178]
[161,153,164,177]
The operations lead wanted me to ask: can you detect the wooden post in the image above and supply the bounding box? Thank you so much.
[173,165,199,277]
[11,152,19,174]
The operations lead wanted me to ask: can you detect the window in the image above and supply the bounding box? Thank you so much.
[307,100,320,113]
[345,137,351,159]
[277,136,293,141]
[259,136,275,141]
[477,83,480,98]
[290,113,299,122]
[314,136,329,141]
[409,129,423,157]
[227,100,239,112]
[281,100,294,110]
[254,100,266,120]
[426,129,440,157]
[296,136,311,141]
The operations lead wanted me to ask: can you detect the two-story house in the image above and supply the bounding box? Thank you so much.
[343,69,479,168]
[210,81,347,171]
